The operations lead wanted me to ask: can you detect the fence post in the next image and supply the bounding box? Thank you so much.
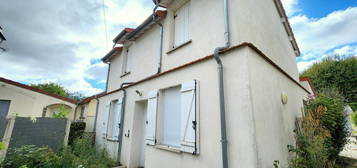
[0,116,16,158]
[63,119,71,147]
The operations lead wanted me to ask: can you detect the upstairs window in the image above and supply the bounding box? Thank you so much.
[121,48,131,75]
[174,1,190,47]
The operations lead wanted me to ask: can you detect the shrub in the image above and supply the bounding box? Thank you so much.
[288,105,333,168]
[352,112,357,126]
[53,105,70,118]
[60,134,115,168]
[1,145,61,168]
[307,90,349,159]
[68,121,86,145]
[1,134,115,168]
[0,142,5,150]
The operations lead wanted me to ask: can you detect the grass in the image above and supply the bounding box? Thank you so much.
[337,156,357,168]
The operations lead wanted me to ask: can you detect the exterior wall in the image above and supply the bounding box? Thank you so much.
[96,47,309,167]
[74,99,98,132]
[231,0,300,79]
[106,0,299,93]
[246,48,306,167]
[0,81,76,119]
[300,80,315,98]
[98,0,306,167]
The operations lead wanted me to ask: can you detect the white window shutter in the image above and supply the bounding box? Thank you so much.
[174,2,190,47]
[180,80,198,154]
[102,102,111,138]
[145,90,158,145]
[113,98,123,140]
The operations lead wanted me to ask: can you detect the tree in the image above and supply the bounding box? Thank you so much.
[301,56,357,110]
[30,82,69,98]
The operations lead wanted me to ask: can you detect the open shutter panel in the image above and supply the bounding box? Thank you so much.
[102,102,111,138]
[145,90,158,145]
[113,98,123,140]
[174,2,190,47]
[180,80,198,154]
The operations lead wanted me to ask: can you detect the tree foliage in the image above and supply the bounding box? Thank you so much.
[288,91,348,167]
[301,56,357,110]
[30,83,85,101]
[306,91,348,159]
[30,82,69,97]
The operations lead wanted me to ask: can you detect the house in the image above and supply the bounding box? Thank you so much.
[94,0,311,167]
[73,92,106,133]
[299,77,317,98]
[0,77,77,119]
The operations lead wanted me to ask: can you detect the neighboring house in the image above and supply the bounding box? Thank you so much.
[94,0,311,168]
[74,92,105,133]
[0,77,77,119]
[299,77,317,98]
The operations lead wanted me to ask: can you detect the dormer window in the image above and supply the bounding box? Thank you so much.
[174,1,190,47]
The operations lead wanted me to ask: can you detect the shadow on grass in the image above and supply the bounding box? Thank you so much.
[337,156,357,168]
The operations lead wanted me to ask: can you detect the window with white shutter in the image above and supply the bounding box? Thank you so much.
[174,1,190,47]
[160,86,181,147]
[102,102,111,138]
[145,90,158,145]
[180,80,198,154]
[107,98,123,140]
[121,48,131,75]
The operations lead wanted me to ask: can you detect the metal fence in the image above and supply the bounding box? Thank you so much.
[7,117,70,152]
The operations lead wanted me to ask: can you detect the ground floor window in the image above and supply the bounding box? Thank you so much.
[160,86,181,147]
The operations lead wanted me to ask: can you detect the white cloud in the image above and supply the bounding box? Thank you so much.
[291,7,357,53]
[281,0,299,16]
[0,0,154,96]
[297,60,315,72]
[331,45,357,56]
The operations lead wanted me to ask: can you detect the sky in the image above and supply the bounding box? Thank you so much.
[0,0,356,96]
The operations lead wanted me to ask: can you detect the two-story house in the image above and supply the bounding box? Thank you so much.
[94,0,311,167]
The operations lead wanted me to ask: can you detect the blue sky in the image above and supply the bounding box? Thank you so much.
[280,0,357,72]
[0,0,356,96]
[298,0,357,18]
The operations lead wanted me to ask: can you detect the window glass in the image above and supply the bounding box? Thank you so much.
[160,86,181,147]
[0,100,10,117]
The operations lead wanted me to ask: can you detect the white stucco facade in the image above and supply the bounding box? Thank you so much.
[95,0,310,167]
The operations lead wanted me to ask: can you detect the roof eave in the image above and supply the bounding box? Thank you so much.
[126,10,167,41]
[273,0,301,56]
[102,47,122,63]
